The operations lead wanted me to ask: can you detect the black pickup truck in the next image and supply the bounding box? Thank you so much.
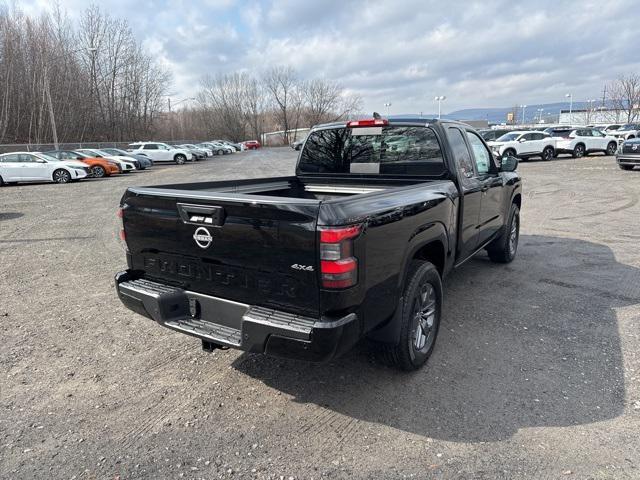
[115,118,522,370]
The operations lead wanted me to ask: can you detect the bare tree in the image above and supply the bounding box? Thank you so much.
[607,74,640,123]
[263,66,300,144]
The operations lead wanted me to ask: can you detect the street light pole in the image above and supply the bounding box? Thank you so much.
[166,97,195,141]
[383,102,392,116]
[565,93,573,124]
[434,96,446,119]
[520,105,527,125]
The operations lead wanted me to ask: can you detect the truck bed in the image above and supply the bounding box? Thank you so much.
[136,176,425,201]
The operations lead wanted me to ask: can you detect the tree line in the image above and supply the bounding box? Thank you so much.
[0,5,362,146]
[0,5,171,145]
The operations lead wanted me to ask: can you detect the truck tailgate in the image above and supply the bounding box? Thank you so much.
[122,189,321,316]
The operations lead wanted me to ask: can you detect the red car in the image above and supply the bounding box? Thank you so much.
[243,140,261,150]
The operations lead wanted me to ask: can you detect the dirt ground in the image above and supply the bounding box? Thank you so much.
[1,148,639,479]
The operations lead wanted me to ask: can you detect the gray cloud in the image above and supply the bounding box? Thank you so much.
[21,0,640,113]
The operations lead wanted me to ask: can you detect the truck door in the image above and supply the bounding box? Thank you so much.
[445,126,482,259]
[465,130,505,245]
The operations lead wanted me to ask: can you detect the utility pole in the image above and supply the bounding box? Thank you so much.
[168,97,173,141]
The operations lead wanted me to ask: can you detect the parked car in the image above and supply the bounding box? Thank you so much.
[291,137,307,150]
[616,138,640,170]
[478,129,511,142]
[213,140,243,151]
[595,124,622,134]
[550,128,618,157]
[45,150,120,178]
[114,117,522,371]
[198,142,230,155]
[243,140,261,150]
[487,130,556,160]
[127,142,193,164]
[180,144,212,158]
[101,148,153,168]
[608,123,640,142]
[177,144,207,160]
[0,151,90,185]
[77,148,138,172]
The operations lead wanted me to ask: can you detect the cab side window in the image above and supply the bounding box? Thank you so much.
[446,127,475,179]
[466,131,492,175]
[144,144,158,150]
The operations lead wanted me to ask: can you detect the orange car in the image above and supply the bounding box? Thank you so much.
[44,150,120,177]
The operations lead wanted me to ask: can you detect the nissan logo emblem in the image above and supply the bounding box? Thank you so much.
[193,227,213,249]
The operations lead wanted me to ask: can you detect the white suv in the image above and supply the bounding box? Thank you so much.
[0,152,89,185]
[487,130,556,161]
[607,123,640,142]
[549,128,618,158]
[127,142,193,164]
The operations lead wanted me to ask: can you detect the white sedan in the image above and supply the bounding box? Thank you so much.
[0,151,90,185]
[76,148,137,173]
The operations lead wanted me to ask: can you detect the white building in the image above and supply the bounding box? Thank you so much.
[558,108,631,125]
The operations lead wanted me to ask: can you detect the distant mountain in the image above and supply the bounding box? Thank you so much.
[395,101,600,124]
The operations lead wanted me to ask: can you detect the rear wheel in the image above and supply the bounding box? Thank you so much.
[174,154,186,165]
[542,146,554,161]
[487,203,520,263]
[572,144,585,158]
[91,165,106,178]
[52,169,71,184]
[216,149,224,155]
[606,142,617,156]
[376,261,442,371]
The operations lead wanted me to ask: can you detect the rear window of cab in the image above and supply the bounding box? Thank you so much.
[299,125,445,176]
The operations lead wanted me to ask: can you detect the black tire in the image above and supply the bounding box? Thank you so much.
[377,261,442,371]
[216,149,224,155]
[572,144,585,158]
[503,148,517,159]
[487,203,520,263]
[542,146,554,161]
[91,165,106,178]
[627,135,635,140]
[0,175,4,186]
[606,142,617,156]
[174,154,186,165]
[619,164,634,170]
[52,169,71,184]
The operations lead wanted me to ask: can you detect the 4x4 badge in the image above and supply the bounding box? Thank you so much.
[193,227,213,249]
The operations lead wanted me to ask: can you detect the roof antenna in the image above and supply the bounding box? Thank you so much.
[372,111,381,119]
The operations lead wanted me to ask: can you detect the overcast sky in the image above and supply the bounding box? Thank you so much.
[21,0,640,114]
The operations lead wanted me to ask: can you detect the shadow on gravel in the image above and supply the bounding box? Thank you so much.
[233,235,638,442]
[0,212,24,221]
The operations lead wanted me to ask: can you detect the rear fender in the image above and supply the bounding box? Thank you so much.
[367,222,449,344]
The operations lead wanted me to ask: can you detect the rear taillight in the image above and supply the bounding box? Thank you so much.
[116,207,128,250]
[319,225,361,289]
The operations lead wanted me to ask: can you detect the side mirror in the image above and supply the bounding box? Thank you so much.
[501,155,518,172]
[77,156,84,160]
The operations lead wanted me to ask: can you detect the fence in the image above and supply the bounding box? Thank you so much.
[0,140,205,154]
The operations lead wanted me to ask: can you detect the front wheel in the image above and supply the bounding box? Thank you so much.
[174,154,186,165]
[542,146,554,161]
[216,149,224,155]
[91,165,106,178]
[606,142,618,156]
[487,204,520,263]
[503,148,517,159]
[376,261,442,371]
[619,164,634,170]
[52,169,71,184]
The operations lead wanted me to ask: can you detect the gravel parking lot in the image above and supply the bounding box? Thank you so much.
[1,149,639,479]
